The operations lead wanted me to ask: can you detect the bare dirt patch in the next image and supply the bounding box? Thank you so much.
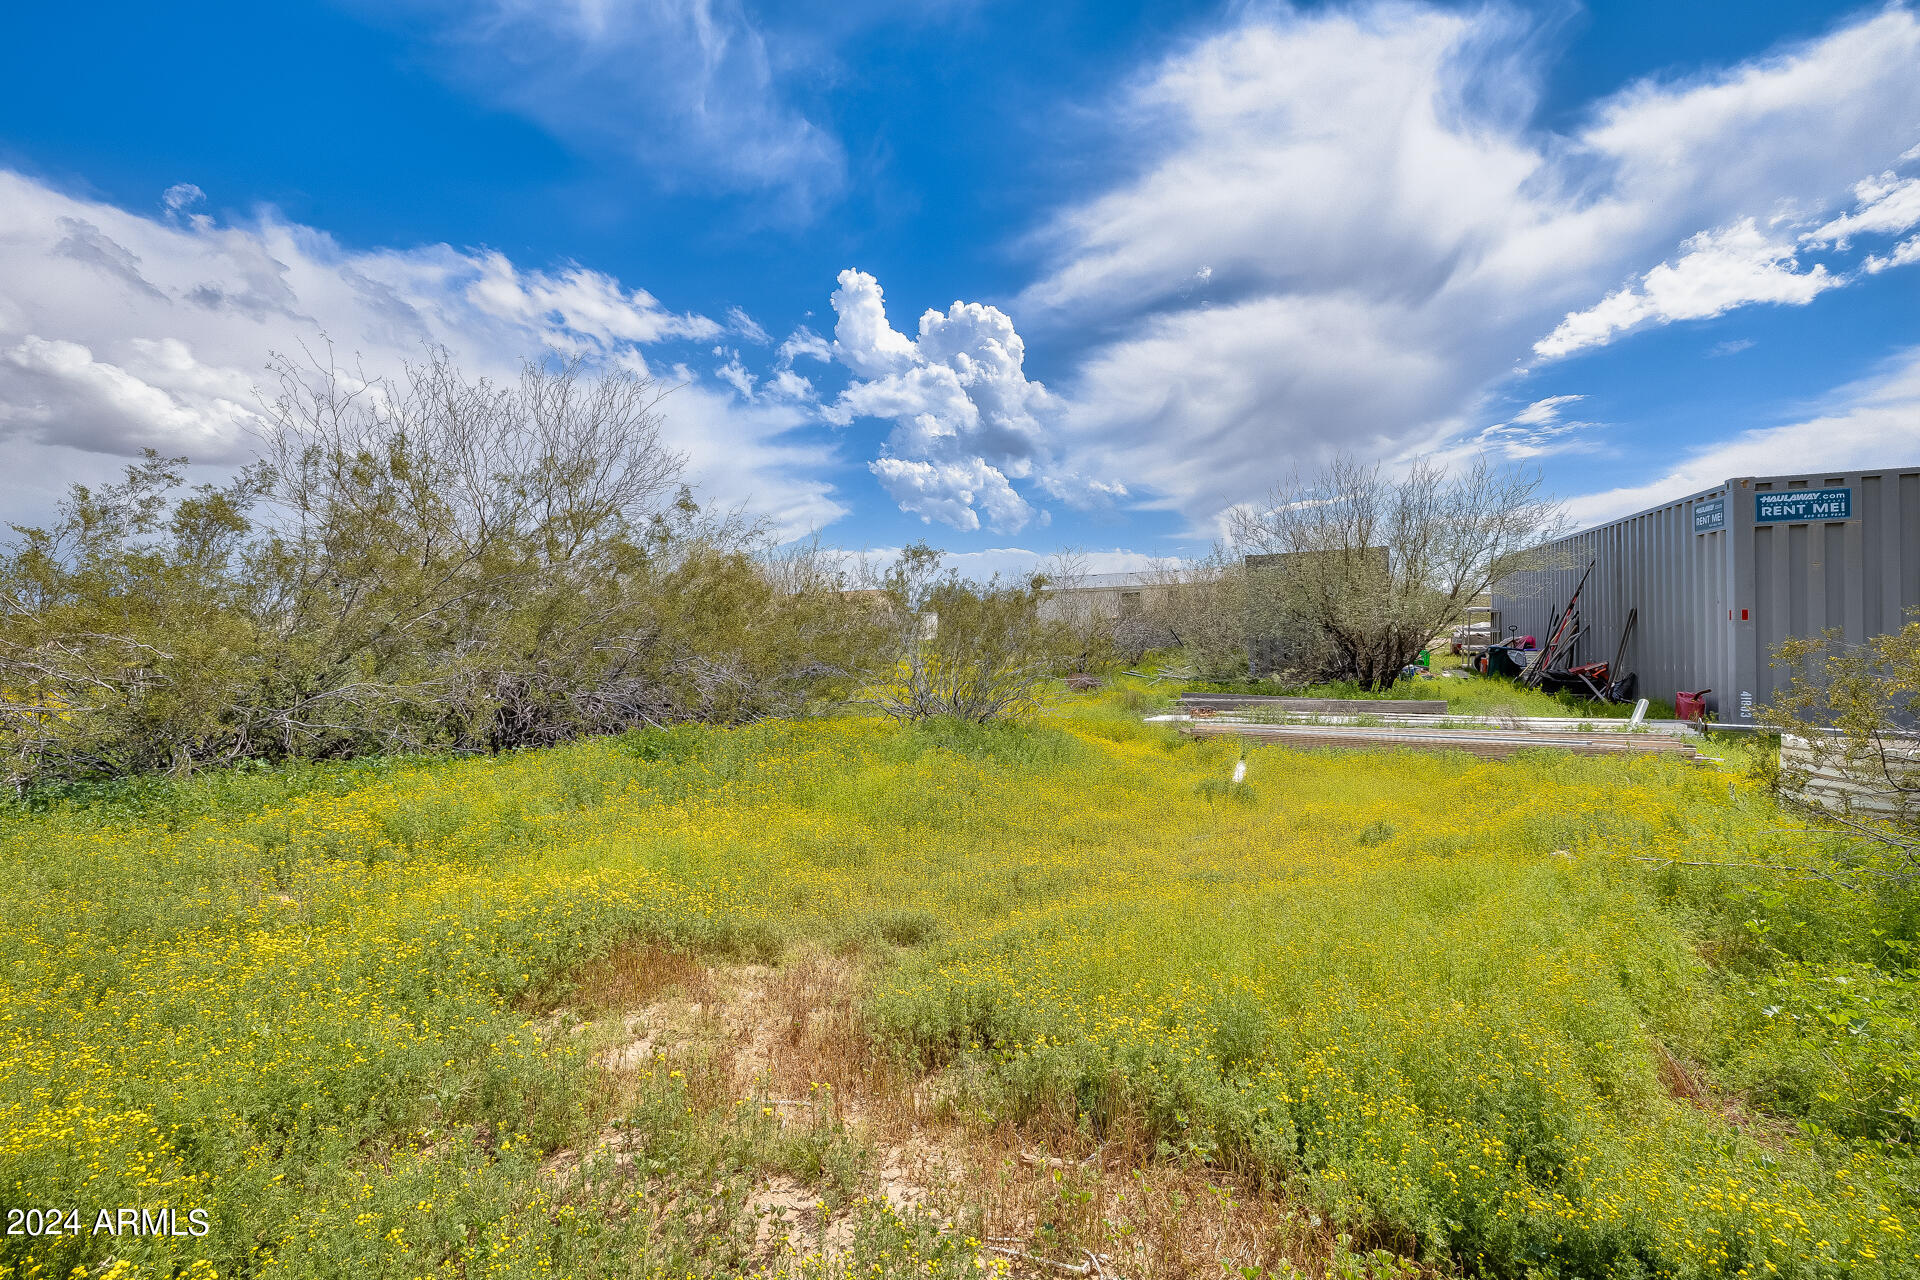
[545,943,1423,1279]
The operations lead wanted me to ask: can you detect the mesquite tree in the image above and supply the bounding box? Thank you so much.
[1229,454,1566,688]
[0,347,893,788]
[1762,612,1920,884]
[1138,547,1247,681]
[866,543,1067,723]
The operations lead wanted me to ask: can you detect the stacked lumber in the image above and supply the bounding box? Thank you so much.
[1184,719,1702,761]
[1781,734,1918,818]
[1176,695,1449,714]
[1152,711,1701,738]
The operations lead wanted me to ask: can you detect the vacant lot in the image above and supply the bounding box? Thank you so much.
[2,688,1913,1278]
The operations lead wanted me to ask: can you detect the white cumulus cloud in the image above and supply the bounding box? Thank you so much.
[868,456,1033,533]
[825,268,1122,532]
[763,368,816,401]
[0,336,256,458]
[0,169,845,537]
[776,326,833,365]
[828,270,920,379]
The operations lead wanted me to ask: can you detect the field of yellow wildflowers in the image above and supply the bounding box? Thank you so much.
[1,688,1913,1278]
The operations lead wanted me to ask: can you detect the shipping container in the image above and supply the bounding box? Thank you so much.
[1490,467,1920,721]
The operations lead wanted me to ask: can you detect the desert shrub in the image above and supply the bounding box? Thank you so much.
[1136,546,1250,680]
[0,352,893,788]
[1111,615,1176,664]
[865,543,1073,724]
[1763,608,1920,868]
[1234,454,1567,688]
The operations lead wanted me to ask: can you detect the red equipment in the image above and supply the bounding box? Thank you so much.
[1522,561,1594,688]
[1676,689,1711,722]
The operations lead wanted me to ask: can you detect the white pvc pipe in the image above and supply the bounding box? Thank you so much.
[1144,711,1702,738]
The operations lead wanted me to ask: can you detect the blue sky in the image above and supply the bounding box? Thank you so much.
[1,1,1916,574]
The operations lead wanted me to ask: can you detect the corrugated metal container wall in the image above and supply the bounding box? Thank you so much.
[1492,468,1920,721]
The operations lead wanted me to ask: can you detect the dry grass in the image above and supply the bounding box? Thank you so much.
[557,945,1424,1280]
[908,1101,1432,1280]
[735,949,871,1107]
[1653,1041,1709,1108]
[1651,1040,1801,1153]
[558,938,715,1016]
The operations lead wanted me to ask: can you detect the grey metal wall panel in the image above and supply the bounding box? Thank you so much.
[1491,466,1919,721]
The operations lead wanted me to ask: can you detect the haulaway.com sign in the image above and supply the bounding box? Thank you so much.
[1755,488,1851,524]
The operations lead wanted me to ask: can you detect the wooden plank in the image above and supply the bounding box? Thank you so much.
[1781,735,1917,816]
[1151,710,1704,737]
[1185,721,1699,761]
[1176,695,1450,714]
[1186,724,1689,751]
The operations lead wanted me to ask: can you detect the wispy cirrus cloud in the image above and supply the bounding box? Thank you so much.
[984,2,1920,529]
[1533,219,1843,358]
[1864,236,1920,274]
[1535,160,1920,359]
[1468,394,1599,460]
[346,0,847,214]
[1805,171,1920,248]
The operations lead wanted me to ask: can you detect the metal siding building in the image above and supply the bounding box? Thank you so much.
[1491,467,1920,721]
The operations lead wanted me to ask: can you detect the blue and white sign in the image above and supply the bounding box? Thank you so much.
[1692,496,1725,533]
[1755,488,1852,523]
